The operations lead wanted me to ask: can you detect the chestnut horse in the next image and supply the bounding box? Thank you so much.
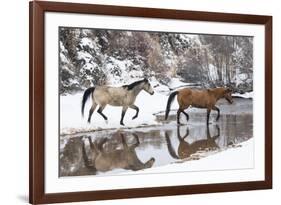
[165,87,233,124]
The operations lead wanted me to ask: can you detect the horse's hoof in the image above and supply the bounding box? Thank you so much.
[132,116,137,120]
[120,122,125,126]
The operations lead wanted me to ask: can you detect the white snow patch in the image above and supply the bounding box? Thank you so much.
[233,91,253,99]
[77,51,92,63]
[168,77,192,89]
[80,37,97,49]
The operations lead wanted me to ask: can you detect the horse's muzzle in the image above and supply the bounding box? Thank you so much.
[150,91,154,95]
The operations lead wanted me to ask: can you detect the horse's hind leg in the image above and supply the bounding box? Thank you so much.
[177,107,189,124]
[87,103,97,123]
[120,106,128,126]
[182,110,189,121]
[212,106,220,121]
[130,105,139,120]
[97,105,108,121]
[177,109,182,124]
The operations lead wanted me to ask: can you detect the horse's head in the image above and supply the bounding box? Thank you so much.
[143,78,154,95]
[223,88,233,104]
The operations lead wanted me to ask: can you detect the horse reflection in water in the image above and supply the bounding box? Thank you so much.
[60,133,155,176]
[60,137,97,176]
[82,133,155,173]
[165,125,220,160]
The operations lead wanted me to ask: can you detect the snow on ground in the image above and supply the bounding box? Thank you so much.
[232,91,253,99]
[168,77,194,89]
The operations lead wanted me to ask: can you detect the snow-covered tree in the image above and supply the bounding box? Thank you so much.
[59,27,253,94]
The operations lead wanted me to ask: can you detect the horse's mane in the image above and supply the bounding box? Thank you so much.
[122,78,148,90]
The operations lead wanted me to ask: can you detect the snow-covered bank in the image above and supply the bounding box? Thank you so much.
[232,91,253,99]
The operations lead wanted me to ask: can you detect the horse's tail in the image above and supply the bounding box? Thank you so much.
[81,87,95,117]
[165,91,178,120]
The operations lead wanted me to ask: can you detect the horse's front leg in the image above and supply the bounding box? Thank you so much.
[130,104,139,120]
[212,106,220,121]
[206,108,211,125]
[120,106,128,126]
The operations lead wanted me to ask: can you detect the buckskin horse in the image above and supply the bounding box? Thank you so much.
[81,78,154,125]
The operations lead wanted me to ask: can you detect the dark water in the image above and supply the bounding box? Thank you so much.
[59,99,253,177]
